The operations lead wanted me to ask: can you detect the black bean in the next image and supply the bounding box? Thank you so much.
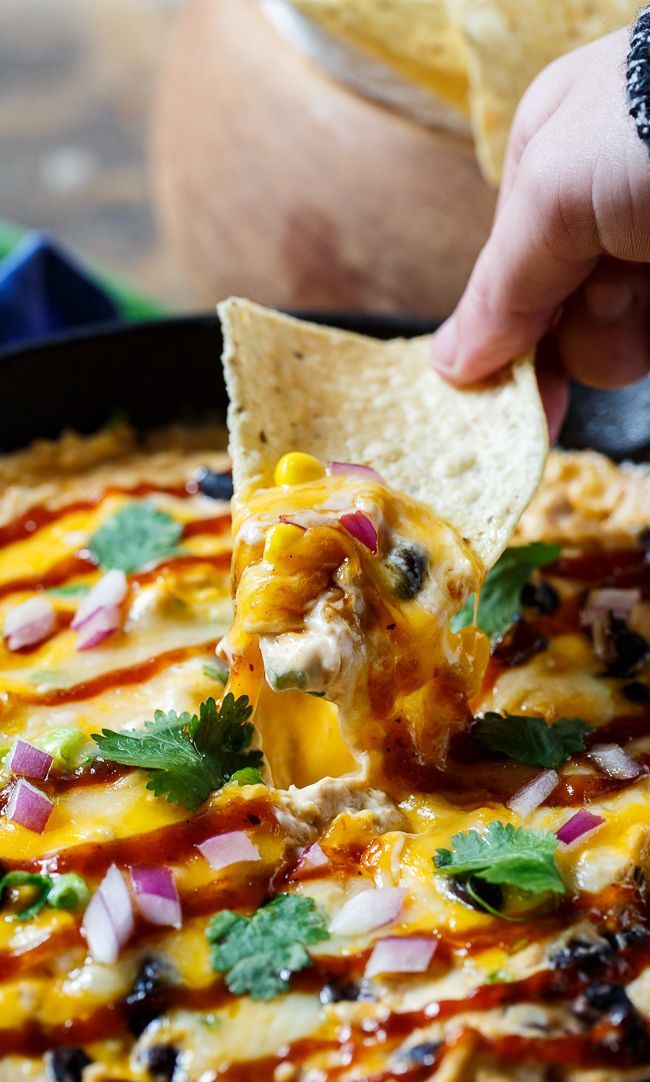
[493,618,548,667]
[124,956,174,1037]
[449,876,503,915]
[606,920,648,945]
[385,542,428,600]
[195,468,233,501]
[573,983,650,1056]
[592,613,649,677]
[145,1044,179,1081]
[549,935,613,975]
[46,1047,93,1082]
[399,1041,440,1066]
[609,630,649,677]
[573,983,634,1026]
[622,681,650,704]
[521,579,559,615]
[320,979,375,1004]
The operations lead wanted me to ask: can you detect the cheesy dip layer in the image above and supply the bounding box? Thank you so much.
[0,426,648,1082]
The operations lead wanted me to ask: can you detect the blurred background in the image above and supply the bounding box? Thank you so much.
[0,0,647,465]
[1,0,498,325]
[1,0,642,332]
[1,0,184,306]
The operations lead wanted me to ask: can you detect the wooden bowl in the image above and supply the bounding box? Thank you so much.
[151,0,496,318]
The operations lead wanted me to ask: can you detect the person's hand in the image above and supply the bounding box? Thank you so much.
[430,28,650,438]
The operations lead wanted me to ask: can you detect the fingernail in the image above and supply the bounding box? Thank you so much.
[430,316,458,372]
[584,280,635,323]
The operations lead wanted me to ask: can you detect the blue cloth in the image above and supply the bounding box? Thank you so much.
[0,232,119,351]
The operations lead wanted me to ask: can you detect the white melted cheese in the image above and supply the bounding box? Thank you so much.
[260,590,365,700]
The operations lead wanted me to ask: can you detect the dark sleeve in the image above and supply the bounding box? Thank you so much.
[627,5,650,153]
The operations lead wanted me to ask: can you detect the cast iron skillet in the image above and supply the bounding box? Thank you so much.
[0,313,648,459]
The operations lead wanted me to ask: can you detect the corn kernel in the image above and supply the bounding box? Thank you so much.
[274,452,325,486]
[263,523,304,562]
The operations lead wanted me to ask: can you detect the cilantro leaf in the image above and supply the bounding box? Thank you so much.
[206,893,329,1000]
[473,712,593,770]
[92,694,262,811]
[434,821,565,897]
[451,542,561,641]
[88,502,184,573]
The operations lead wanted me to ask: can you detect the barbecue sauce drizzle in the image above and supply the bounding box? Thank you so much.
[0,486,647,1074]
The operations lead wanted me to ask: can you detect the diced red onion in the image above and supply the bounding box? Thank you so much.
[329,887,406,936]
[276,510,333,531]
[4,596,56,651]
[82,863,134,964]
[365,936,437,978]
[72,569,127,630]
[581,588,640,627]
[197,830,261,871]
[588,743,641,780]
[327,462,385,485]
[339,511,378,554]
[75,605,122,651]
[100,864,135,945]
[8,739,53,781]
[5,779,53,833]
[507,769,558,816]
[130,865,182,929]
[278,515,307,530]
[294,842,329,877]
[556,809,605,848]
[82,891,120,965]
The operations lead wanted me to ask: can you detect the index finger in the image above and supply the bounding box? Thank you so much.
[430,136,601,385]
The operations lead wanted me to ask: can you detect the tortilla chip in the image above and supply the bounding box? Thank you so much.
[219,298,548,568]
[446,0,639,183]
[287,0,470,116]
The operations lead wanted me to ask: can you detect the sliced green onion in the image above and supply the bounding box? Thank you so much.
[37,727,87,770]
[47,872,90,910]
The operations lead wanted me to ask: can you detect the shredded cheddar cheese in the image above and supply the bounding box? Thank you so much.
[0,431,647,1082]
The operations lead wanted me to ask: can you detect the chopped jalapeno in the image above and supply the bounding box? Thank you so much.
[0,871,52,921]
[0,870,90,920]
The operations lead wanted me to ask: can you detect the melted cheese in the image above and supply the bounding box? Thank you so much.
[225,468,488,780]
[0,436,647,1082]
[475,632,623,723]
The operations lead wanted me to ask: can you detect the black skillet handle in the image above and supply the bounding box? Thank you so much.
[559,377,650,462]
